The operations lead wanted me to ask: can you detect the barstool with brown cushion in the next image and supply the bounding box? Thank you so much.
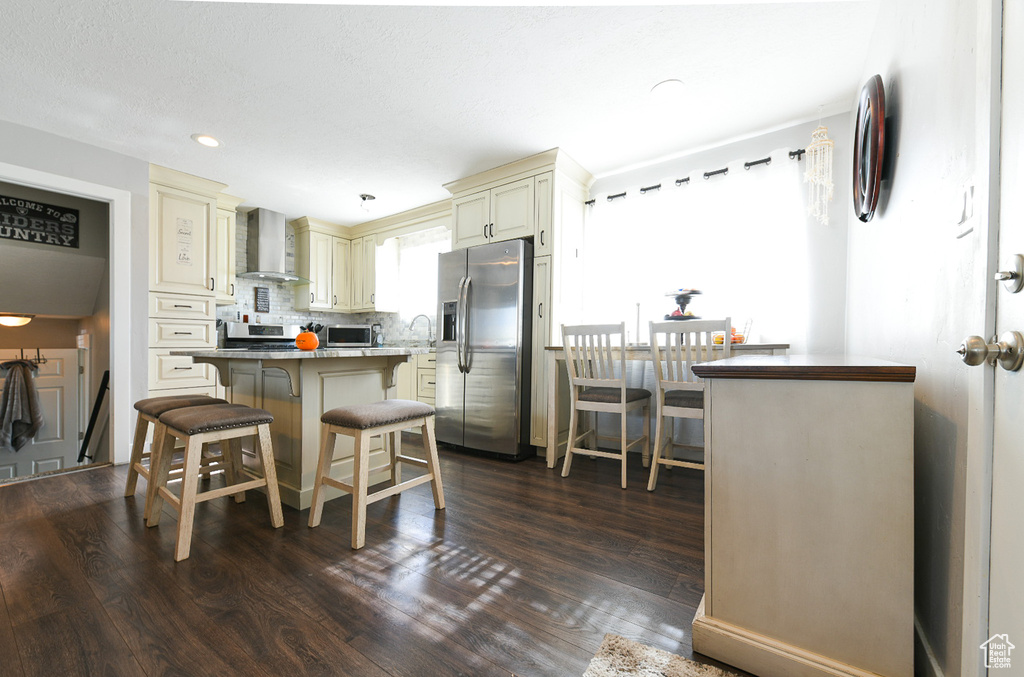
[308,399,445,550]
[124,395,228,518]
[146,403,284,561]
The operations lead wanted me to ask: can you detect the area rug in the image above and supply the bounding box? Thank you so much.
[583,634,743,677]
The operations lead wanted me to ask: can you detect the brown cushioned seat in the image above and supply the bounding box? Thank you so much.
[160,403,273,436]
[665,390,703,409]
[134,394,228,417]
[578,387,652,404]
[321,399,435,430]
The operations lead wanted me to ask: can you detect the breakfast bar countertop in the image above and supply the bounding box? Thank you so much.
[171,346,430,360]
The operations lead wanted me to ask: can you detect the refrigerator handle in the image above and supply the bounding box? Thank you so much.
[456,276,466,373]
[462,276,472,373]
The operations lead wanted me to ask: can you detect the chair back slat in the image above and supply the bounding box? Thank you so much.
[561,323,627,393]
[649,318,732,395]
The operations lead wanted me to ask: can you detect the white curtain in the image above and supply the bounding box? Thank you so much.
[375,226,451,327]
[582,149,810,353]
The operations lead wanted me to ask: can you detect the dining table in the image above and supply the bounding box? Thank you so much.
[541,342,790,468]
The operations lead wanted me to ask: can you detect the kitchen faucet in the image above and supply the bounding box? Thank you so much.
[409,314,434,345]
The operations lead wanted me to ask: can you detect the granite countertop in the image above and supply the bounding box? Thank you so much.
[171,347,430,360]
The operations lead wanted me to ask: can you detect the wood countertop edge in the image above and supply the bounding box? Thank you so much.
[691,363,917,383]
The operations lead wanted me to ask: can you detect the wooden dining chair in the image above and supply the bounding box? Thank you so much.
[561,322,651,489]
[647,318,732,491]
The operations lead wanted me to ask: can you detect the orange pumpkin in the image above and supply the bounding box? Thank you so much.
[295,331,319,351]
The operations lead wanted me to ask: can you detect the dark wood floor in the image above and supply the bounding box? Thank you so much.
[0,439,718,677]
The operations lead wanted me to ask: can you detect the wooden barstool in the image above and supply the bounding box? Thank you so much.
[124,394,228,519]
[308,399,445,549]
[146,403,284,561]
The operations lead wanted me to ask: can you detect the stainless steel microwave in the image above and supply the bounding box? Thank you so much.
[326,324,373,347]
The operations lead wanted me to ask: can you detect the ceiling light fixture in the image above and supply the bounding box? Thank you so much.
[360,194,375,212]
[190,133,221,148]
[0,314,34,327]
[650,79,686,104]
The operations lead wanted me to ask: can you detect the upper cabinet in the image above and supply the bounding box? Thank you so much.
[451,176,534,249]
[149,166,226,296]
[293,218,373,313]
[351,235,376,311]
[215,193,244,305]
[294,218,348,312]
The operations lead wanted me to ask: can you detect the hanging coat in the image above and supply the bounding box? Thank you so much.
[0,360,43,451]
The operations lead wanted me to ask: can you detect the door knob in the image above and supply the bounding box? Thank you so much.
[994,254,1024,293]
[957,331,1024,371]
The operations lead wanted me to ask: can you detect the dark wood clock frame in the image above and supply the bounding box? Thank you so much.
[853,74,886,222]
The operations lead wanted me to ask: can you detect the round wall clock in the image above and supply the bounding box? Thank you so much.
[853,74,886,222]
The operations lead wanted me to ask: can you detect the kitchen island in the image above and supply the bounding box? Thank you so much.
[171,347,428,509]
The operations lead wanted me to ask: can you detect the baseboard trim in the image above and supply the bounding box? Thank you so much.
[914,614,946,677]
[692,596,907,677]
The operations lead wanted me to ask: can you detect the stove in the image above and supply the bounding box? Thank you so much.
[223,322,303,350]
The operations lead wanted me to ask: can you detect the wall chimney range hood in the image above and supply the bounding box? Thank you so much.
[239,208,308,284]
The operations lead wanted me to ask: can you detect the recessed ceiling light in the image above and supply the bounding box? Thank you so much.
[650,79,686,103]
[190,133,220,148]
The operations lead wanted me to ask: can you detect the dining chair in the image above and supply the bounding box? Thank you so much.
[647,318,732,491]
[561,322,651,489]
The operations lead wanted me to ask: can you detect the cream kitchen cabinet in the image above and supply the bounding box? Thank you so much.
[146,291,217,396]
[294,218,352,312]
[149,166,225,297]
[351,235,376,311]
[445,149,592,454]
[214,193,243,305]
[451,176,535,250]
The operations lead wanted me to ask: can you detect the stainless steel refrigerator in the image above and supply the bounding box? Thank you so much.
[435,239,533,459]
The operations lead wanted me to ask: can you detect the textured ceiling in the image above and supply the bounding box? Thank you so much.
[1,1,879,225]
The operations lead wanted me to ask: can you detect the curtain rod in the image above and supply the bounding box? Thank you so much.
[583,148,805,206]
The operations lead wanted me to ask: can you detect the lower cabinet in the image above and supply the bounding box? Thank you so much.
[395,351,436,417]
[147,292,217,396]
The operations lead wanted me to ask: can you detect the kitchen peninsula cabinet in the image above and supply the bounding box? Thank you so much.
[445,149,593,453]
[691,355,915,677]
[172,346,426,509]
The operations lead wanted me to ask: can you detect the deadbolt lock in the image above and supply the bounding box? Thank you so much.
[994,254,1024,293]
[957,331,1024,371]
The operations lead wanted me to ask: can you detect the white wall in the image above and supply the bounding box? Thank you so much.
[847,1,991,674]
[0,120,150,463]
[589,115,851,354]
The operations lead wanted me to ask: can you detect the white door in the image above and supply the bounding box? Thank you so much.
[989,2,1024,666]
[0,349,82,480]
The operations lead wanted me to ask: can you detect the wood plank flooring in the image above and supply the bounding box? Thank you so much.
[0,439,728,677]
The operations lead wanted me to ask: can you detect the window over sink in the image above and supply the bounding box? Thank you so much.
[375,226,451,335]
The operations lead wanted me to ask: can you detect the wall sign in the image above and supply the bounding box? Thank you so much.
[255,286,270,313]
[0,194,80,248]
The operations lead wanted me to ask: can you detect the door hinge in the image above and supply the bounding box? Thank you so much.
[78,432,85,440]
[79,365,85,374]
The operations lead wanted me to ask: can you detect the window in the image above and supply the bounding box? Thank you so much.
[375,226,451,330]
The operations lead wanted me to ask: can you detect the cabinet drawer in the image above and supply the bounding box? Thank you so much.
[416,352,436,369]
[149,292,216,320]
[148,351,216,390]
[149,319,216,348]
[416,370,436,399]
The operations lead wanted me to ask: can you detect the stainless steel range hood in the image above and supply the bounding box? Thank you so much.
[238,208,308,284]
